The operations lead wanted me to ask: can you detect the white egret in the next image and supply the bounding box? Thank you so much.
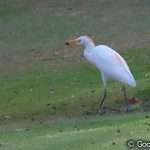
[66,36,136,113]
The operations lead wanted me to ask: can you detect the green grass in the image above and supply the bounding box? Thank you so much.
[0,0,150,150]
[0,113,150,150]
[0,48,149,119]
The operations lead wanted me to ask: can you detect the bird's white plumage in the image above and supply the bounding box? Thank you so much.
[78,36,136,87]
[92,45,136,87]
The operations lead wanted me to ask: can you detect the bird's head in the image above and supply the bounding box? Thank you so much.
[66,36,95,48]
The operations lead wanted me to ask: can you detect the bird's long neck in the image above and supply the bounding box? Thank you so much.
[84,41,95,52]
[84,42,95,64]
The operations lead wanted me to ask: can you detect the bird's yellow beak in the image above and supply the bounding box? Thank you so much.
[65,39,79,46]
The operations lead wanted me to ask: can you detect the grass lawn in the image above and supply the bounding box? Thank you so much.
[0,112,150,150]
[0,0,150,149]
[0,48,149,119]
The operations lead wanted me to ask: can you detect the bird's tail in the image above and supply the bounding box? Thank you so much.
[119,70,136,87]
[125,73,136,87]
[128,79,136,87]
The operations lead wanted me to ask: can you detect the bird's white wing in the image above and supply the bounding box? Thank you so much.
[93,45,136,87]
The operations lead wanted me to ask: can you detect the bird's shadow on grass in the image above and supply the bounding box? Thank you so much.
[84,103,150,117]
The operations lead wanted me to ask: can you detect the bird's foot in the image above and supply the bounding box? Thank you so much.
[84,106,108,116]
[84,110,96,116]
[124,106,133,112]
[95,106,108,115]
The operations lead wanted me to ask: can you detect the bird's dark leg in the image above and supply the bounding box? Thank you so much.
[95,88,107,114]
[121,83,129,111]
